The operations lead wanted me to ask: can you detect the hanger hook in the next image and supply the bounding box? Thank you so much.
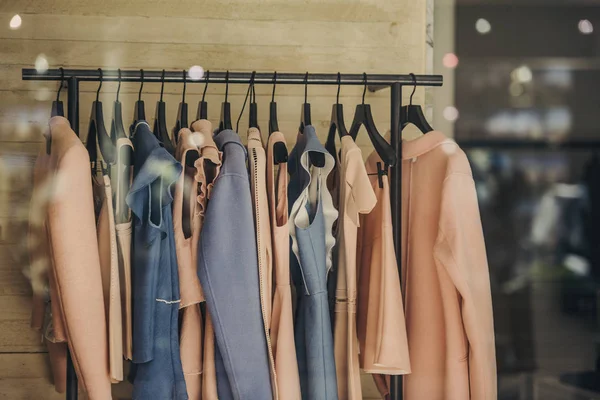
[409,73,417,106]
[160,69,165,102]
[202,70,209,102]
[336,72,341,104]
[362,72,367,105]
[96,68,103,102]
[225,70,229,103]
[271,71,277,103]
[56,67,64,103]
[182,69,187,103]
[304,72,309,103]
[116,68,122,102]
[250,71,256,103]
[138,69,144,101]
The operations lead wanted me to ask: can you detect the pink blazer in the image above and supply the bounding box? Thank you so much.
[29,116,112,399]
[365,131,496,400]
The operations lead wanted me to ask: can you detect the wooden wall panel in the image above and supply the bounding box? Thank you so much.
[0,1,429,398]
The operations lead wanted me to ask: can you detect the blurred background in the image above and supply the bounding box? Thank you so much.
[1,0,599,398]
[433,0,600,398]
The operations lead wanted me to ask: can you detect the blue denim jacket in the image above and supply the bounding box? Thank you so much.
[197,129,273,400]
[288,126,339,400]
[126,121,187,400]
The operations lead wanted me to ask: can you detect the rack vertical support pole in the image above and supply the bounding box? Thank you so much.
[66,75,79,400]
[389,82,403,400]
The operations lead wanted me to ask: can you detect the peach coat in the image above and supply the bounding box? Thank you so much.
[29,116,112,399]
[363,131,496,400]
[266,131,302,399]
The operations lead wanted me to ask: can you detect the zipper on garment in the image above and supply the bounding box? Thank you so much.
[250,147,279,399]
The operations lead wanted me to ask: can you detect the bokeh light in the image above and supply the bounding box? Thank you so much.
[443,106,459,122]
[9,14,22,30]
[475,18,492,34]
[512,65,533,83]
[578,19,593,34]
[443,53,459,69]
[509,82,524,97]
[34,54,49,73]
[188,65,205,81]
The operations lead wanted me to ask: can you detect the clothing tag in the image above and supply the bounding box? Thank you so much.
[412,157,418,163]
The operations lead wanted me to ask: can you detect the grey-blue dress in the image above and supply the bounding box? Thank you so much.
[197,129,273,400]
[288,126,339,400]
[126,121,188,400]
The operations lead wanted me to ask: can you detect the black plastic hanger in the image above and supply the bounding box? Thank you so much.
[51,67,64,118]
[134,69,145,122]
[86,68,116,166]
[349,73,396,167]
[219,71,233,131]
[269,71,279,135]
[400,73,433,133]
[299,72,312,132]
[113,70,134,223]
[111,69,127,143]
[249,82,259,129]
[47,68,65,154]
[325,72,349,157]
[269,72,288,164]
[173,69,188,143]
[298,73,324,167]
[236,71,256,133]
[154,69,175,154]
[197,70,209,120]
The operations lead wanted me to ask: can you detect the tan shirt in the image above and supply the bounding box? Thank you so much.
[113,137,134,361]
[357,147,412,398]
[247,127,279,399]
[399,131,496,400]
[266,131,302,399]
[96,173,123,383]
[29,116,112,399]
[333,136,377,400]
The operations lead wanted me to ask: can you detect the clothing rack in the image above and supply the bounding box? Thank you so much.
[22,68,443,400]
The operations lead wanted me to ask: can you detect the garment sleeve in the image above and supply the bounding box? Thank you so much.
[48,147,112,398]
[434,173,497,400]
[345,151,377,226]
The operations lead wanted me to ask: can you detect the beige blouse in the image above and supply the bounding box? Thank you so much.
[175,120,222,400]
[266,131,302,399]
[95,172,123,383]
[247,127,279,399]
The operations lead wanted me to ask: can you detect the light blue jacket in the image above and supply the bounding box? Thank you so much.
[197,129,273,400]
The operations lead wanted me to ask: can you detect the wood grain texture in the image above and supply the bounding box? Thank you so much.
[0,0,421,22]
[0,0,428,397]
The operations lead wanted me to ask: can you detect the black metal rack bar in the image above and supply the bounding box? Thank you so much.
[22,68,442,400]
[22,68,443,87]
